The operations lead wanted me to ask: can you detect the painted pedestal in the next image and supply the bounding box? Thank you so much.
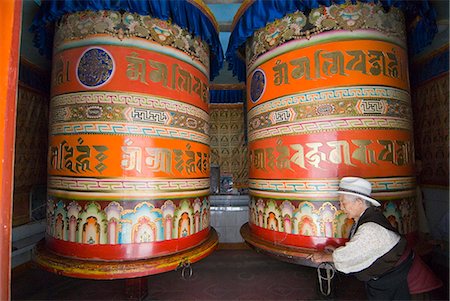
[35,9,218,279]
[241,2,417,262]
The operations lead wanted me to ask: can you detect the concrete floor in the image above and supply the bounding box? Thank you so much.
[11,249,448,301]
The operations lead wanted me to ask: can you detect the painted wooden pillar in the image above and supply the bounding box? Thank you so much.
[245,2,416,250]
[0,0,22,299]
[45,11,212,262]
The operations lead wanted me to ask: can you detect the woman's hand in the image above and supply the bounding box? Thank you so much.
[324,245,336,253]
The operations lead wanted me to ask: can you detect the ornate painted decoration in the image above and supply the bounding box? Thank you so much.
[245,2,405,68]
[249,193,417,244]
[412,73,449,187]
[247,86,411,139]
[50,92,210,144]
[210,104,249,189]
[54,11,210,70]
[47,197,210,246]
[13,84,49,225]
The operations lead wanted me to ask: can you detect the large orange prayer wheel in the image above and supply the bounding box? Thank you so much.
[41,8,218,273]
[240,2,418,253]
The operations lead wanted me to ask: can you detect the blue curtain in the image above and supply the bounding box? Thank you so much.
[410,48,449,85]
[210,89,245,104]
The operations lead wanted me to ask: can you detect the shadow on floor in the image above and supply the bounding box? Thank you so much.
[11,249,448,301]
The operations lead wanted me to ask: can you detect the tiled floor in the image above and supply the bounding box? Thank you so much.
[11,249,448,301]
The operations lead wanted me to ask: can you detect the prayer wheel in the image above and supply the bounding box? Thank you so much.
[32,1,223,278]
[229,1,419,256]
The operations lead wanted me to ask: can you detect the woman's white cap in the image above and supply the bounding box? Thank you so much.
[337,177,381,206]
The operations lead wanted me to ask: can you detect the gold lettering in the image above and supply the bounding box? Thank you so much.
[327,141,356,166]
[266,148,275,170]
[196,152,203,173]
[387,51,399,78]
[192,77,209,102]
[126,52,147,84]
[346,50,367,74]
[52,58,70,86]
[395,140,411,166]
[93,145,108,174]
[149,60,168,86]
[173,149,184,173]
[368,50,387,76]
[202,152,209,173]
[290,57,311,80]
[351,140,377,165]
[321,51,346,77]
[276,140,293,171]
[49,141,108,174]
[65,144,75,173]
[121,145,142,173]
[177,68,192,93]
[253,148,266,171]
[171,64,178,90]
[52,140,67,171]
[193,76,202,98]
[273,60,289,86]
[145,147,172,174]
[201,81,208,103]
[314,50,323,79]
[76,138,91,173]
[185,144,195,174]
[49,145,61,170]
[305,142,327,168]
[378,140,394,163]
[290,144,306,169]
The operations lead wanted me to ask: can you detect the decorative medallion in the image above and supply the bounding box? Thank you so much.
[315,103,336,116]
[77,47,114,88]
[85,106,103,119]
[250,69,266,103]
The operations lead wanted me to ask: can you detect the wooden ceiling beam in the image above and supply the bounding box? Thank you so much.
[219,22,233,32]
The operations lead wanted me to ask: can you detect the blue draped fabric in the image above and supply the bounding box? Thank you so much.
[210,89,245,104]
[226,0,438,82]
[31,0,224,79]
[410,48,449,85]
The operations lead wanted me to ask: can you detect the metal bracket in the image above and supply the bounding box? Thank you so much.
[176,259,193,280]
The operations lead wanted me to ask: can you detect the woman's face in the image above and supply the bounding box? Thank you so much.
[339,194,363,219]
